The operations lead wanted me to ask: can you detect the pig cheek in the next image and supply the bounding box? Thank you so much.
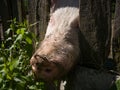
[53,55,72,72]
[40,67,59,81]
[32,63,60,81]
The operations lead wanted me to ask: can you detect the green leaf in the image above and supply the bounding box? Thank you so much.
[16,28,25,35]
[14,34,23,43]
[9,44,15,50]
[116,79,120,89]
[10,59,19,71]
[14,77,22,82]
[7,74,12,80]
[0,78,2,83]
[16,29,21,34]
[6,28,11,35]
[25,37,32,44]
[20,28,25,34]
[6,37,12,42]
[0,64,4,70]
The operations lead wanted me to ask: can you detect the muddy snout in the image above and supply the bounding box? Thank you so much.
[30,54,64,81]
[30,55,50,72]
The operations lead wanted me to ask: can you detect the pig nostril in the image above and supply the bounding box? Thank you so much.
[36,63,43,70]
[45,68,52,73]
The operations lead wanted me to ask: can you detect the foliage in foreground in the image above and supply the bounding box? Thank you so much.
[0,19,44,90]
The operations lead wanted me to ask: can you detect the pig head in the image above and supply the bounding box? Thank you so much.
[30,0,80,82]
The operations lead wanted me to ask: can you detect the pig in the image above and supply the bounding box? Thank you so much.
[30,0,80,82]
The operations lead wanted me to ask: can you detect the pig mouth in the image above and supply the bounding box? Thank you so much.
[31,54,65,81]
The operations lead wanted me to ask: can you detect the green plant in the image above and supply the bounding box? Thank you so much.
[0,19,43,90]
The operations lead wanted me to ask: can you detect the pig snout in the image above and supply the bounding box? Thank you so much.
[30,54,65,81]
[30,55,49,72]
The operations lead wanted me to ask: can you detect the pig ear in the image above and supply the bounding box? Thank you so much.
[71,16,80,28]
[51,0,56,7]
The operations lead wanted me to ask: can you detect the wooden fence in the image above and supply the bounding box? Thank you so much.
[0,0,28,41]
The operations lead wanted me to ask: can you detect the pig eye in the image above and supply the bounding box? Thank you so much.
[50,61,65,72]
[45,68,52,73]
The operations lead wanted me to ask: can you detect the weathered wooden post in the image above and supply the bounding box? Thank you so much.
[28,0,50,50]
[28,0,50,41]
[0,0,10,31]
[113,0,120,72]
[0,16,4,42]
[79,0,112,68]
